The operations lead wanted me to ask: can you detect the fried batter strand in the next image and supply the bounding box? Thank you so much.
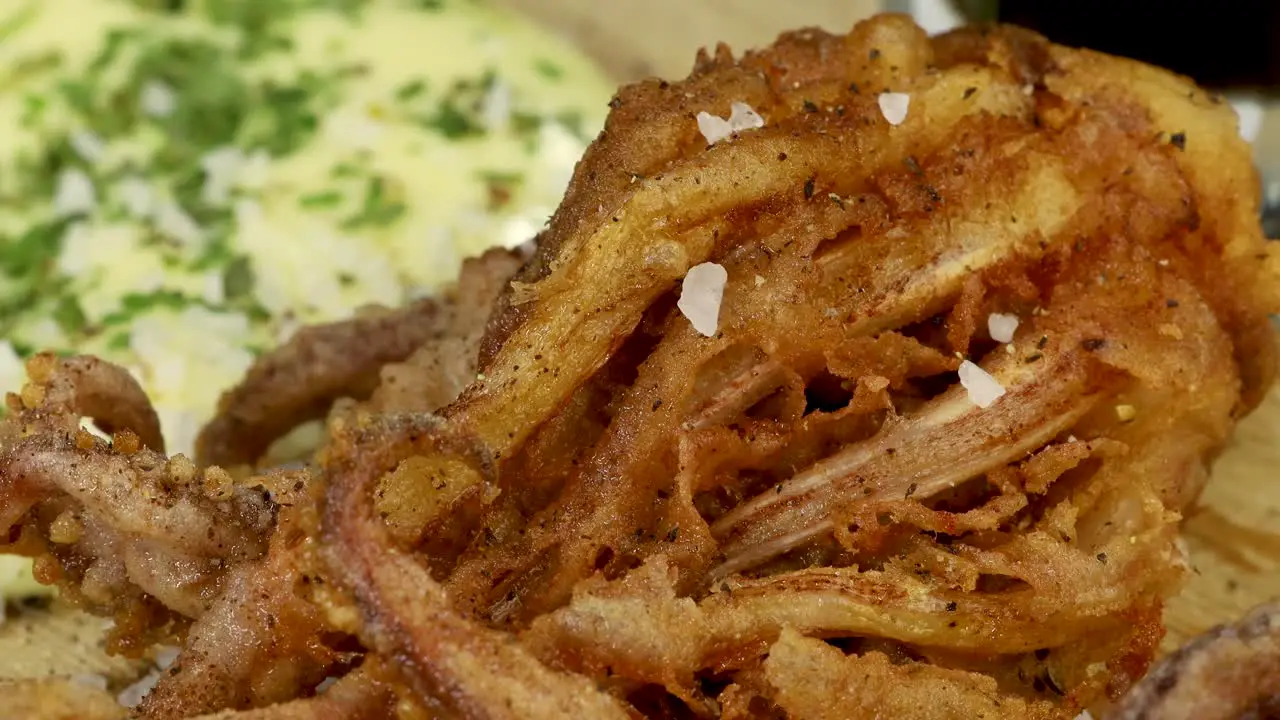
[320,414,631,719]
[3,15,1278,720]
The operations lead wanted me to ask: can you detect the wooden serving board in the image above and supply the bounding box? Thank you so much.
[495,0,1280,650]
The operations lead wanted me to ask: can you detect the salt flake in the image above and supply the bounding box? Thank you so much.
[877,92,910,126]
[678,262,728,336]
[958,360,1005,408]
[696,101,764,145]
[987,312,1019,343]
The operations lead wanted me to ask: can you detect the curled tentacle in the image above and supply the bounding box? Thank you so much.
[1106,600,1280,720]
[196,248,523,469]
[320,413,631,719]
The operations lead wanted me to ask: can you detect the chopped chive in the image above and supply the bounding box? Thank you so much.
[222,256,255,300]
[421,101,485,139]
[299,190,343,208]
[534,59,564,80]
[395,78,427,101]
[53,295,88,335]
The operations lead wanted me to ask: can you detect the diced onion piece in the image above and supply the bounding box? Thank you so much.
[140,80,177,118]
[70,130,106,164]
[117,176,154,218]
[482,80,512,130]
[987,312,1019,343]
[678,262,728,337]
[200,146,245,205]
[70,673,109,691]
[54,169,96,216]
[877,92,910,126]
[958,359,1005,408]
[153,201,203,246]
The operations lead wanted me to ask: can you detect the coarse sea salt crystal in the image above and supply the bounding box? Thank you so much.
[696,101,764,144]
[877,92,910,126]
[958,359,1005,408]
[117,669,163,708]
[154,645,182,670]
[987,312,1019,343]
[79,417,112,442]
[54,169,96,216]
[678,262,728,337]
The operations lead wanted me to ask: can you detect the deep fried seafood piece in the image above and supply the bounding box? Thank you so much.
[0,355,277,652]
[445,12,1266,622]
[1107,600,1280,720]
[189,666,398,720]
[136,490,340,719]
[760,628,1058,719]
[5,14,1277,720]
[320,413,631,719]
[196,248,523,469]
[407,14,1274,716]
[0,352,163,453]
[367,248,526,415]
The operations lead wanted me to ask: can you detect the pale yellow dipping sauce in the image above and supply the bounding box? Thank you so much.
[0,0,613,600]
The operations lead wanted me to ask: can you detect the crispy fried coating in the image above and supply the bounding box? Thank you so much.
[432,14,1275,716]
[319,413,631,719]
[188,666,398,720]
[135,497,340,719]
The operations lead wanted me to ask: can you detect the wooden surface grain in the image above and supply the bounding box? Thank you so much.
[493,0,1280,650]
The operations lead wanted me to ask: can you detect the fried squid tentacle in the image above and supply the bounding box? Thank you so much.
[196,248,523,469]
[0,355,276,649]
[137,490,340,719]
[0,352,163,453]
[1106,601,1280,720]
[320,414,631,719]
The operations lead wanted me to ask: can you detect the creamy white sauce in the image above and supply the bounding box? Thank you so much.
[0,0,613,599]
